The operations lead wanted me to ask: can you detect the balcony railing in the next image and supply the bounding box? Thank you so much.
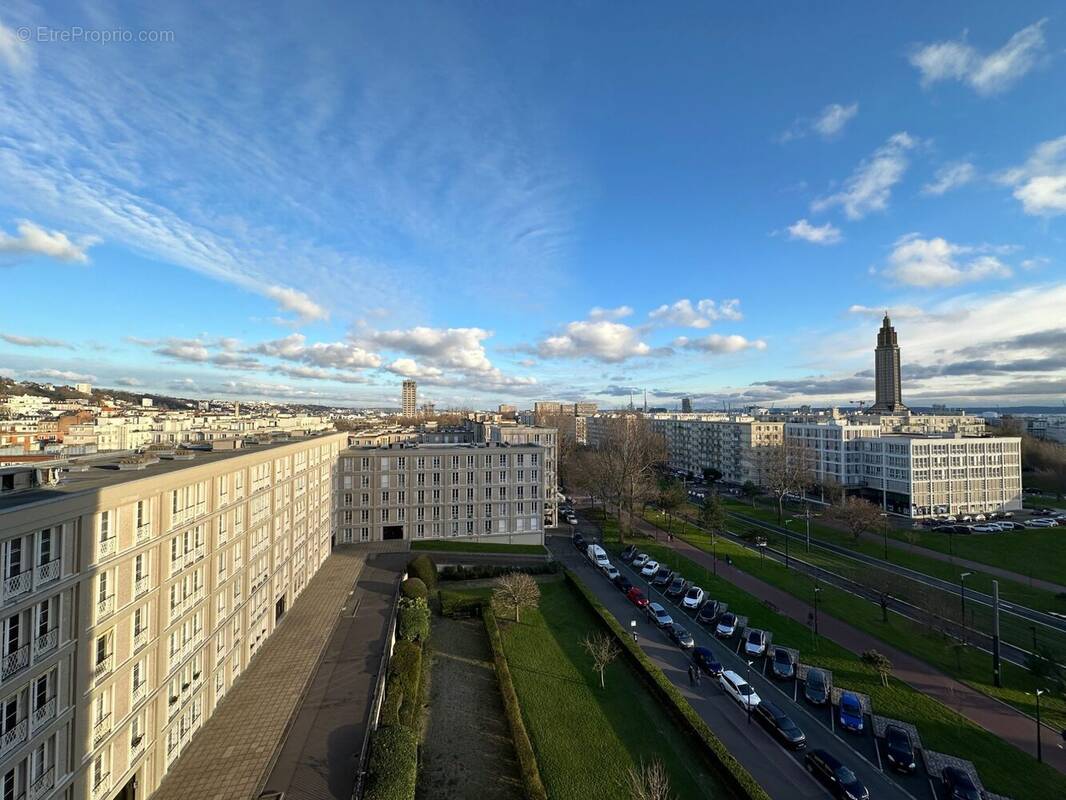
[92,712,112,746]
[30,696,56,733]
[96,594,116,620]
[131,680,148,707]
[134,575,151,598]
[32,628,58,661]
[97,536,117,561]
[93,653,114,684]
[28,765,55,800]
[133,627,149,654]
[0,717,28,756]
[2,569,32,603]
[34,558,61,587]
[136,523,152,545]
[184,544,206,568]
[2,644,29,681]
[91,770,112,800]
[130,733,146,763]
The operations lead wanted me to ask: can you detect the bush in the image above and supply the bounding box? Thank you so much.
[483,609,549,800]
[437,562,560,582]
[400,577,428,601]
[397,597,430,642]
[380,640,423,729]
[406,554,438,590]
[564,570,771,800]
[439,589,484,618]
[363,724,418,800]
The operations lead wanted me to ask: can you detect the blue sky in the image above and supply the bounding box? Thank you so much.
[1,2,1064,408]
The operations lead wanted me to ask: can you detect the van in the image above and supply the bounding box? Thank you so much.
[586,544,609,569]
[719,669,760,709]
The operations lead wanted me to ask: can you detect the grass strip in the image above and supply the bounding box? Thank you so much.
[411,540,548,555]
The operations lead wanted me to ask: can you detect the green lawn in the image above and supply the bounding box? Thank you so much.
[496,580,731,799]
[410,539,547,555]
[603,516,1066,800]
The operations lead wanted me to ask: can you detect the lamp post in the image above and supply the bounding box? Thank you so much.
[746,660,755,724]
[783,519,795,569]
[960,572,972,643]
[630,619,638,643]
[880,512,890,561]
[813,586,821,635]
[1034,689,1046,763]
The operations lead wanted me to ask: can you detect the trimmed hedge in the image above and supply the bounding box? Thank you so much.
[439,589,485,618]
[437,562,560,582]
[397,597,431,642]
[400,577,428,601]
[483,608,549,800]
[564,569,770,800]
[380,640,423,729]
[406,554,438,590]
[363,724,418,800]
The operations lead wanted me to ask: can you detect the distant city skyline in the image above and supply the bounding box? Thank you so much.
[1,3,1064,408]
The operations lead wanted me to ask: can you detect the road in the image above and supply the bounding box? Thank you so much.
[549,533,923,800]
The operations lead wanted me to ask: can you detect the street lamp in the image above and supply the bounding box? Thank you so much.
[746,660,755,724]
[1032,689,1046,762]
[782,519,795,569]
[880,512,890,561]
[960,572,972,642]
[813,586,821,635]
[630,619,638,643]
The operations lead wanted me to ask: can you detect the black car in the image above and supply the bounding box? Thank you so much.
[804,668,829,705]
[770,648,795,680]
[652,568,674,587]
[691,647,722,677]
[612,574,633,593]
[883,724,916,774]
[572,533,586,550]
[666,623,694,649]
[804,749,869,800]
[695,600,721,625]
[665,575,688,597]
[620,544,638,562]
[942,767,981,800]
[754,700,806,750]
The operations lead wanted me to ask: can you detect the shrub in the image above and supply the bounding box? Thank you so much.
[483,609,549,800]
[406,554,438,590]
[363,724,418,800]
[397,597,430,643]
[437,562,560,581]
[380,640,423,729]
[439,589,484,618]
[400,577,428,601]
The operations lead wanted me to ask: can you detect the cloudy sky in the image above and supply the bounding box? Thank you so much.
[1,2,1064,409]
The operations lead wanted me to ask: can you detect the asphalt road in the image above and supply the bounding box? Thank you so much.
[549,532,922,800]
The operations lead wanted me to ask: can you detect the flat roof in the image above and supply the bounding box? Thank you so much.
[0,433,343,514]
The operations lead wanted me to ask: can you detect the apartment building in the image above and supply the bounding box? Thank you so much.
[401,381,417,418]
[0,431,345,800]
[334,442,546,546]
[642,414,785,486]
[474,423,558,527]
[785,419,882,488]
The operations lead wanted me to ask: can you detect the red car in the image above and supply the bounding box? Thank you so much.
[626,587,649,608]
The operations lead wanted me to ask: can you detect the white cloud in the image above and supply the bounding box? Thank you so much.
[673,334,767,354]
[360,326,494,372]
[385,358,443,379]
[271,364,369,384]
[847,304,925,319]
[922,162,976,196]
[264,285,329,323]
[909,20,1046,95]
[536,320,653,363]
[0,220,100,264]
[0,21,29,73]
[252,333,382,370]
[588,305,633,321]
[812,133,917,220]
[648,299,743,328]
[786,219,842,245]
[113,377,144,387]
[812,103,859,138]
[1,333,73,349]
[1000,136,1066,216]
[882,234,1012,287]
[24,368,96,383]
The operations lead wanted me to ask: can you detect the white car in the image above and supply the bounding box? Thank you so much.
[640,560,660,577]
[586,544,610,569]
[1030,519,1058,528]
[682,585,705,609]
[720,669,761,710]
[603,564,619,581]
[566,514,578,526]
[631,553,650,568]
[715,612,738,638]
[744,628,768,657]
[647,602,673,628]
[971,524,997,533]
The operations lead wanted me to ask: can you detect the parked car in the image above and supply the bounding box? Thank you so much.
[804,668,829,705]
[665,575,688,597]
[942,766,981,800]
[626,587,649,608]
[692,647,723,677]
[971,524,998,533]
[666,623,694,649]
[682,585,705,609]
[612,574,632,593]
[715,612,738,638]
[719,669,760,709]
[572,533,586,550]
[620,545,638,562]
[770,648,795,680]
[803,749,869,800]
[652,567,674,587]
[1030,518,1058,528]
[754,700,806,749]
[640,560,660,577]
[586,544,610,569]
[744,629,768,657]
[838,691,864,732]
[602,564,619,581]
[647,602,673,628]
[631,553,650,568]
[883,724,916,774]
[565,514,578,526]
[696,599,721,625]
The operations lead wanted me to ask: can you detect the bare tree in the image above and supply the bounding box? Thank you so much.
[861,649,893,687]
[763,442,816,523]
[828,496,883,541]
[581,631,621,688]
[594,416,667,542]
[492,572,541,623]
[656,478,687,534]
[623,759,674,800]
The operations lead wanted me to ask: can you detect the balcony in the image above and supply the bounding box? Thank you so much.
[2,643,29,681]
[133,627,150,653]
[130,733,146,763]
[185,544,206,568]
[136,523,152,545]
[34,558,61,587]
[32,628,58,661]
[28,765,55,800]
[97,536,117,562]
[91,770,112,800]
[131,680,148,707]
[30,696,56,733]
[134,575,151,599]
[2,569,32,603]
[96,593,116,621]
[92,712,112,746]
[93,653,114,684]
[0,717,27,756]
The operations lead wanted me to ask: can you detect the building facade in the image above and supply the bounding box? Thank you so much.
[0,432,345,800]
[334,442,546,545]
[401,381,417,418]
[785,419,882,488]
[870,314,907,414]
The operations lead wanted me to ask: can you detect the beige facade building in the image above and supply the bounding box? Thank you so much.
[643,414,785,486]
[334,442,546,546]
[0,432,345,800]
[401,382,417,418]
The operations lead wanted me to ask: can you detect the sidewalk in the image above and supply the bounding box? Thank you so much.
[628,515,1066,776]
[151,547,367,800]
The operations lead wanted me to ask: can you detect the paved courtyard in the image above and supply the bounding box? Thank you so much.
[151,546,367,800]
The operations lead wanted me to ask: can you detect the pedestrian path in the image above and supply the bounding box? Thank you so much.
[151,547,366,800]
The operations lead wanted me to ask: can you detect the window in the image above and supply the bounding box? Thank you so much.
[99,510,111,540]
[38,528,54,566]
